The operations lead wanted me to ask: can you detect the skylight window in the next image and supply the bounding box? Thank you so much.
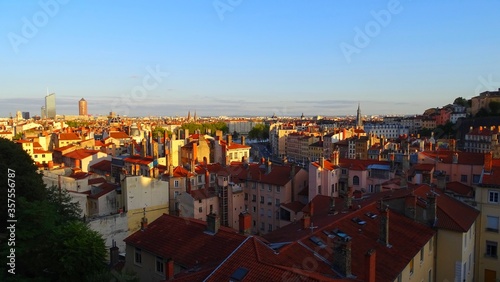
[309,236,327,248]
[230,267,249,281]
[365,212,377,219]
[352,217,367,225]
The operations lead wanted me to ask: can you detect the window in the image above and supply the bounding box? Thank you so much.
[275,199,280,206]
[260,222,264,230]
[429,236,433,252]
[353,176,360,186]
[486,241,498,258]
[260,196,264,204]
[174,180,179,188]
[174,191,179,199]
[267,197,272,205]
[252,195,256,202]
[472,174,480,184]
[487,216,499,232]
[489,191,499,203]
[318,185,322,195]
[397,273,402,282]
[268,224,272,232]
[420,247,424,263]
[198,175,202,183]
[260,208,264,216]
[276,186,281,193]
[409,258,414,275]
[261,184,264,190]
[428,269,432,282]
[135,248,142,265]
[275,211,280,219]
[252,206,256,212]
[267,210,272,218]
[156,257,164,274]
[253,220,256,227]
[341,169,347,175]
[268,185,272,192]
[244,193,248,200]
[460,175,467,183]
[199,207,202,213]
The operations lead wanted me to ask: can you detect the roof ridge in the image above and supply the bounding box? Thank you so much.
[203,236,253,282]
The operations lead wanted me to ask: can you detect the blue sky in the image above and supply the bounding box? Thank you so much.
[1,0,500,117]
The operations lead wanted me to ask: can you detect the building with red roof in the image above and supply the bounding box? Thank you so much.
[62,148,110,172]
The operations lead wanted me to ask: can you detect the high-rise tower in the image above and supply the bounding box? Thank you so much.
[45,93,56,119]
[79,98,88,116]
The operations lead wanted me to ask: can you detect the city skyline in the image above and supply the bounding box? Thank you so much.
[1,1,500,117]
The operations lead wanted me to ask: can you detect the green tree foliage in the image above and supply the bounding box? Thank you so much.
[0,138,107,281]
[0,139,47,229]
[453,97,469,107]
[181,122,229,135]
[66,121,89,128]
[489,101,500,115]
[152,127,172,139]
[248,124,270,140]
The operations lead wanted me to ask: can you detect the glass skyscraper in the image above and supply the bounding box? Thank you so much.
[45,93,56,119]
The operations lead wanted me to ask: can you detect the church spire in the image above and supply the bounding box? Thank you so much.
[356,103,363,129]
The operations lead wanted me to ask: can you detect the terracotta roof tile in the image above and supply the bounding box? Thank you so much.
[64,149,100,160]
[109,131,130,139]
[90,160,112,173]
[445,181,474,197]
[59,132,80,141]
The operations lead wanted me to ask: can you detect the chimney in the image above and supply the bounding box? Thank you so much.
[109,240,119,267]
[238,212,251,235]
[111,143,116,157]
[226,134,232,146]
[192,142,198,164]
[364,249,376,282]
[241,135,246,145]
[141,139,147,158]
[344,187,353,210]
[331,149,339,166]
[74,159,81,169]
[205,169,210,189]
[319,157,324,168]
[266,159,272,174]
[427,192,437,226]
[130,141,136,155]
[140,208,148,230]
[302,213,311,229]
[206,213,220,234]
[169,165,174,176]
[152,142,159,160]
[452,153,458,164]
[404,195,416,220]
[165,259,174,280]
[485,151,493,172]
[184,129,189,142]
[379,206,390,247]
[308,201,314,217]
[333,238,352,277]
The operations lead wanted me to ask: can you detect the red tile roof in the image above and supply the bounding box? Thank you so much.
[339,158,391,171]
[421,151,484,166]
[124,214,247,270]
[190,188,216,200]
[445,181,474,197]
[123,155,154,165]
[109,131,130,139]
[59,132,80,141]
[90,160,112,173]
[482,158,500,186]
[88,183,117,199]
[33,149,50,154]
[88,177,106,185]
[64,149,100,160]
[227,143,251,150]
[281,201,306,213]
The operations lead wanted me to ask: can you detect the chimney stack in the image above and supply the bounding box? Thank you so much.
[141,208,148,230]
[238,212,251,235]
[266,158,272,174]
[109,240,119,267]
[452,152,458,164]
[226,134,232,146]
[344,187,353,210]
[141,139,147,158]
[379,205,390,247]
[165,259,174,280]
[364,249,376,282]
[302,213,311,229]
[241,135,246,145]
[319,157,324,168]
[427,192,437,226]
[333,238,352,277]
[331,149,340,166]
[485,151,493,172]
[206,213,220,234]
